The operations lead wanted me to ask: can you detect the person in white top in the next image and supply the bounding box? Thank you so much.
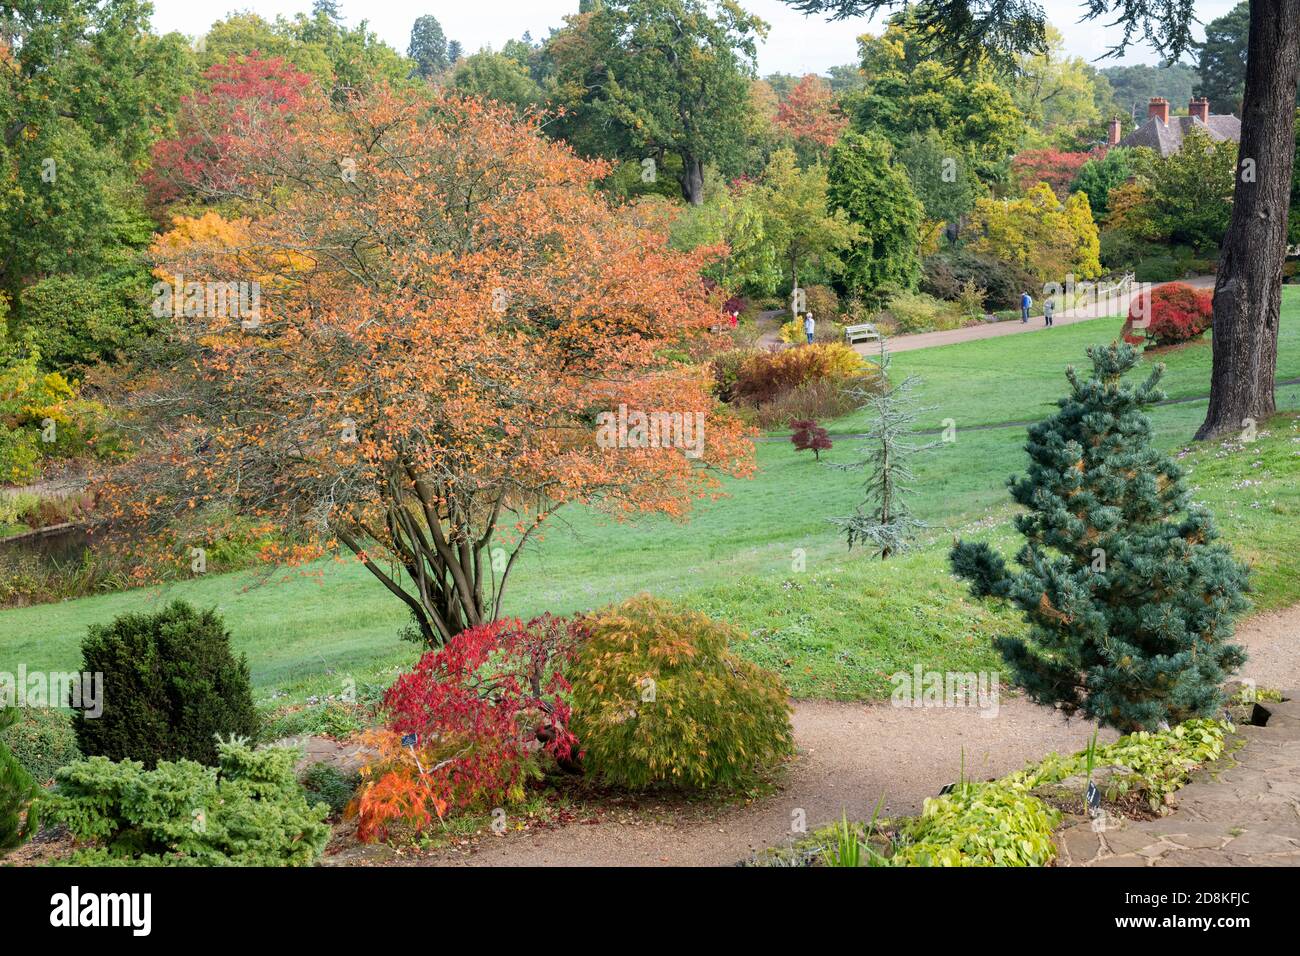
[803,311,815,344]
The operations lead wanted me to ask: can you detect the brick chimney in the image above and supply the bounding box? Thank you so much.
[1189,97,1211,123]
[1108,117,1123,146]
[1148,97,1170,125]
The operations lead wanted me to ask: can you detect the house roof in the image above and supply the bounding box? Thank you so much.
[1118,114,1242,157]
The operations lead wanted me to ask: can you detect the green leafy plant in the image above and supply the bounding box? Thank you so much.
[0,706,81,785]
[888,782,1061,867]
[1005,718,1230,811]
[73,601,260,767]
[824,813,863,867]
[822,794,887,867]
[33,738,330,866]
[569,596,795,790]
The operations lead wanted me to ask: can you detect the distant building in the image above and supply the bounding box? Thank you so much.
[1108,98,1241,157]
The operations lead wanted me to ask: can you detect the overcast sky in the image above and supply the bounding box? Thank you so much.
[149,1,1243,76]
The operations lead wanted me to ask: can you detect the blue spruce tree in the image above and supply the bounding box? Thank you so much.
[950,343,1249,732]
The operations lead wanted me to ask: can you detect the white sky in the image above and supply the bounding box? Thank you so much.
[148,0,1243,76]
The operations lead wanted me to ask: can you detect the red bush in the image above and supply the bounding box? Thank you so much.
[1129,283,1214,346]
[354,614,583,841]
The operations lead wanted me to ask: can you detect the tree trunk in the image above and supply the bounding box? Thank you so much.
[1197,0,1300,440]
[679,154,704,206]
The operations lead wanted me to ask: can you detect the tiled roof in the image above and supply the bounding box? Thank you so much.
[1118,114,1242,157]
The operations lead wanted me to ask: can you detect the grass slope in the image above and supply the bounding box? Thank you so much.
[2,290,1298,705]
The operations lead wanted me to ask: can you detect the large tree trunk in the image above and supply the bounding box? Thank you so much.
[679,154,704,206]
[1197,0,1300,440]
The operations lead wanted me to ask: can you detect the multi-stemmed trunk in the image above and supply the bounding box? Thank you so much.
[1197,0,1300,440]
[333,467,532,647]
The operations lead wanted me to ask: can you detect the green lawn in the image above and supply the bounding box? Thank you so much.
[3,287,1299,706]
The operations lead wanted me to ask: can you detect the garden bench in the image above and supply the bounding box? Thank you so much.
[844,323,880,344]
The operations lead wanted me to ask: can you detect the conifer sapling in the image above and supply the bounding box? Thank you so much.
[950,344,1249,732]
[832,342,935,559]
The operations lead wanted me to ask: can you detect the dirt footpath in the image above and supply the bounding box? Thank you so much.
[406,602,1297,868]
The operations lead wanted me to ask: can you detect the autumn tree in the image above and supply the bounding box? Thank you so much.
[790,419,832,460]
[773,74,849,162]
[1011,149,1095,201]
[968,181,1101,283]
[111,87,753,645]
[143,53,315,211]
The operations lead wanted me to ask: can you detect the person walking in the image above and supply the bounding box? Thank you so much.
[1043,296,1055,327]
[804,311,815,344]
[1020,291,1033,324]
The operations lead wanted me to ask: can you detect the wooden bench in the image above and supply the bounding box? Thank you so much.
[844,323,880,344]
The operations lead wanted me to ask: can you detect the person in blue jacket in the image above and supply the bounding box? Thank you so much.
[1020,291,1033,323]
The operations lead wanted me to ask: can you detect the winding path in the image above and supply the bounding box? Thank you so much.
[756,276,1216,355]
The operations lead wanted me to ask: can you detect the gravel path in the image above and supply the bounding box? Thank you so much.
[417,601,1299,868]
[755,277,1217,355]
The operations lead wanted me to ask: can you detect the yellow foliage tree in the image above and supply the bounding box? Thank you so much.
[968,181,1102,281]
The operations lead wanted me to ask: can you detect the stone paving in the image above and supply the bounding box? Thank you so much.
[1055,694,1300,867]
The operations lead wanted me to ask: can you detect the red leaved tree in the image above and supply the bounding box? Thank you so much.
[1011,149,1096,200]
[354,614,583,841]
[790,419,832,460]
[774,74,848,160]
[107,86,754,644]
[143,52,314,210]
[1127,282,1215,346]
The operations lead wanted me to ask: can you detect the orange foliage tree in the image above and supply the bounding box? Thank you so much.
[773,74,848,160]
[109,87,753,644]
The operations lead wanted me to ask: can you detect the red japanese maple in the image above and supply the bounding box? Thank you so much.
[1011,149,1096,200]
[143,52,314,208]
[354,615,584,841]
[774,75,848,155]
[791,419,833,460]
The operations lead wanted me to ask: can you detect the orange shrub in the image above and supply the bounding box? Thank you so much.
[734,343,867,404]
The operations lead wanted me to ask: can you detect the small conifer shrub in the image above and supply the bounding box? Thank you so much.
[950,344,1248,732]
[73,601,259,767]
